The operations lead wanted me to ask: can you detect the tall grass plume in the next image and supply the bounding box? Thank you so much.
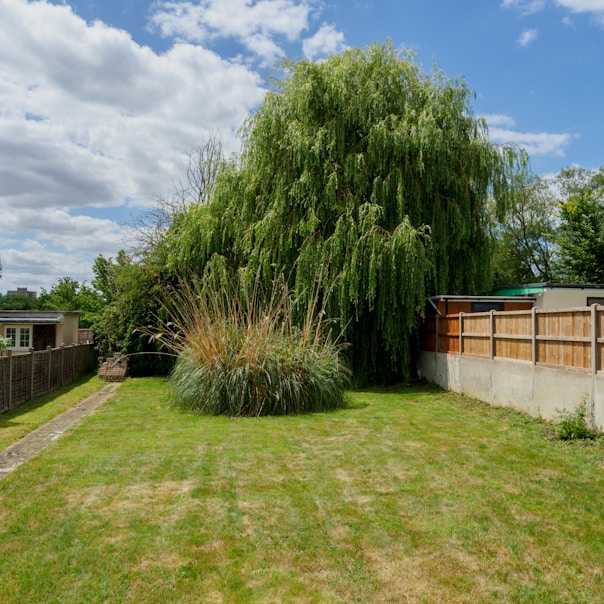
[151,268,350,416]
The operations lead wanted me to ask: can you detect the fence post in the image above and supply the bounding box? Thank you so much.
[29,347,35,401]
[7,350,13,411]
[590,304,598,429]
[47,345,52,392]
[591,304,599,376]
[531,307,537,366]
[490,310,495,360]
[61,345,66,386]
[459,312,464,356]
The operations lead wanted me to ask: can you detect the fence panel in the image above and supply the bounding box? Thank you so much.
[422,305,604,373]
[598,309,604,373]
[0,356,8,413]
[439,315,460,353]
[32,351,49,399]
[461,314,490,358]
[536,309,592,370]
[494,310,533,362]
[0,344,97,414]
[10,354,31,408]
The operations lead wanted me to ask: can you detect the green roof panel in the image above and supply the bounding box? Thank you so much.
[494,286,545,296]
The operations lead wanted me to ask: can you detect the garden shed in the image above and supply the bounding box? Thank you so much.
[493,283,604,309]
[0,311,80,352]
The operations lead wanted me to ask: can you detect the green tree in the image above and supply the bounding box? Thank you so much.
[0,293,41,310]
[555,167,604,283]
[92,251,174,375]
[89,136,227,375]
[491,172,558,287]
[166,43,521,383]
[39,277,103,328]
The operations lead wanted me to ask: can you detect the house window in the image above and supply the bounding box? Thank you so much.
[19,327,31,348]
[5,327,16,347]
[4,326,31,349]
[471,301,504,313]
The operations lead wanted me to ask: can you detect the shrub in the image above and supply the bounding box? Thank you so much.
[152,269,350,416]
[556,402,597,441]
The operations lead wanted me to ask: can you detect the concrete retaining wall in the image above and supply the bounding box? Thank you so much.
[417,352,604,432]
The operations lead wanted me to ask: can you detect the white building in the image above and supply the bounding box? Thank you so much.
[493,283,604,309]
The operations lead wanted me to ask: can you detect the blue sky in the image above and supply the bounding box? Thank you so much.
[1,0,603,294]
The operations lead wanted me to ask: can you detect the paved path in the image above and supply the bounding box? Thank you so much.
[0,382,121,480]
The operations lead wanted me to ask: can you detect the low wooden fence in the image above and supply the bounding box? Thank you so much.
[422,305,604,373]
[0,344,98,414]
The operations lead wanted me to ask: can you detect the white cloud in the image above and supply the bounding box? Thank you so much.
[149,0,314,64]
[556,0,604,11]
[302,23,348,59]
[0,0,344,293]
[484,115,575,157]
[501,0,547,15]
[0,242,106,293]
[556,0,604,26]
[482,114,517,128]
[0,209,124,254]
[0,0,266,293]
[517,27,540,45]
[503,0,604,25]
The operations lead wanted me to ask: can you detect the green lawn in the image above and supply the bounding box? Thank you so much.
[1,378,603,603]
[0,373,106,451]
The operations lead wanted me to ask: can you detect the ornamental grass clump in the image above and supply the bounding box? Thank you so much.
[155,271,350,416]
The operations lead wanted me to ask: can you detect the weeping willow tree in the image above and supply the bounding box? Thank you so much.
[166,42,522,383]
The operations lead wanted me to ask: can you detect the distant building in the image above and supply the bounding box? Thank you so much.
[493,283,604,309]
[0,311,80,351]
[6,287,37,299]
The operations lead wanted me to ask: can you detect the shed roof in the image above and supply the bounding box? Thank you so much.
[493,283,604,296]
[0,311,67,324]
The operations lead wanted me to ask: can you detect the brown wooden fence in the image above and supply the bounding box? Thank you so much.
[0,344,98,414]
[422,305,604,373]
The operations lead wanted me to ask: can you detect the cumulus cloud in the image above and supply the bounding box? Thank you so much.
[0,0,266,292]
[0,0,349,292]
[0,241,103,292]
[517,27,540,45]
[502,0,604,24]
[556,0,604,11]
[556,0,604,26]
[149,0,315,64]
[484,114,575,157]
[500,0,547,15]
[302,23,348,59]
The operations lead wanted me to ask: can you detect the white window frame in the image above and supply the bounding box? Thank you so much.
[4,325,32,350]
[4,327,16,347]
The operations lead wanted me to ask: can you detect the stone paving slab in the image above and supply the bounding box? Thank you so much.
[0,382,121,480]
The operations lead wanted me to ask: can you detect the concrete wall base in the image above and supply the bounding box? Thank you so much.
[417,352,604,432]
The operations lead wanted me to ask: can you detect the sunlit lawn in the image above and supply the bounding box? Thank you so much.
[1,377,603,603]
[0,373,105,451]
